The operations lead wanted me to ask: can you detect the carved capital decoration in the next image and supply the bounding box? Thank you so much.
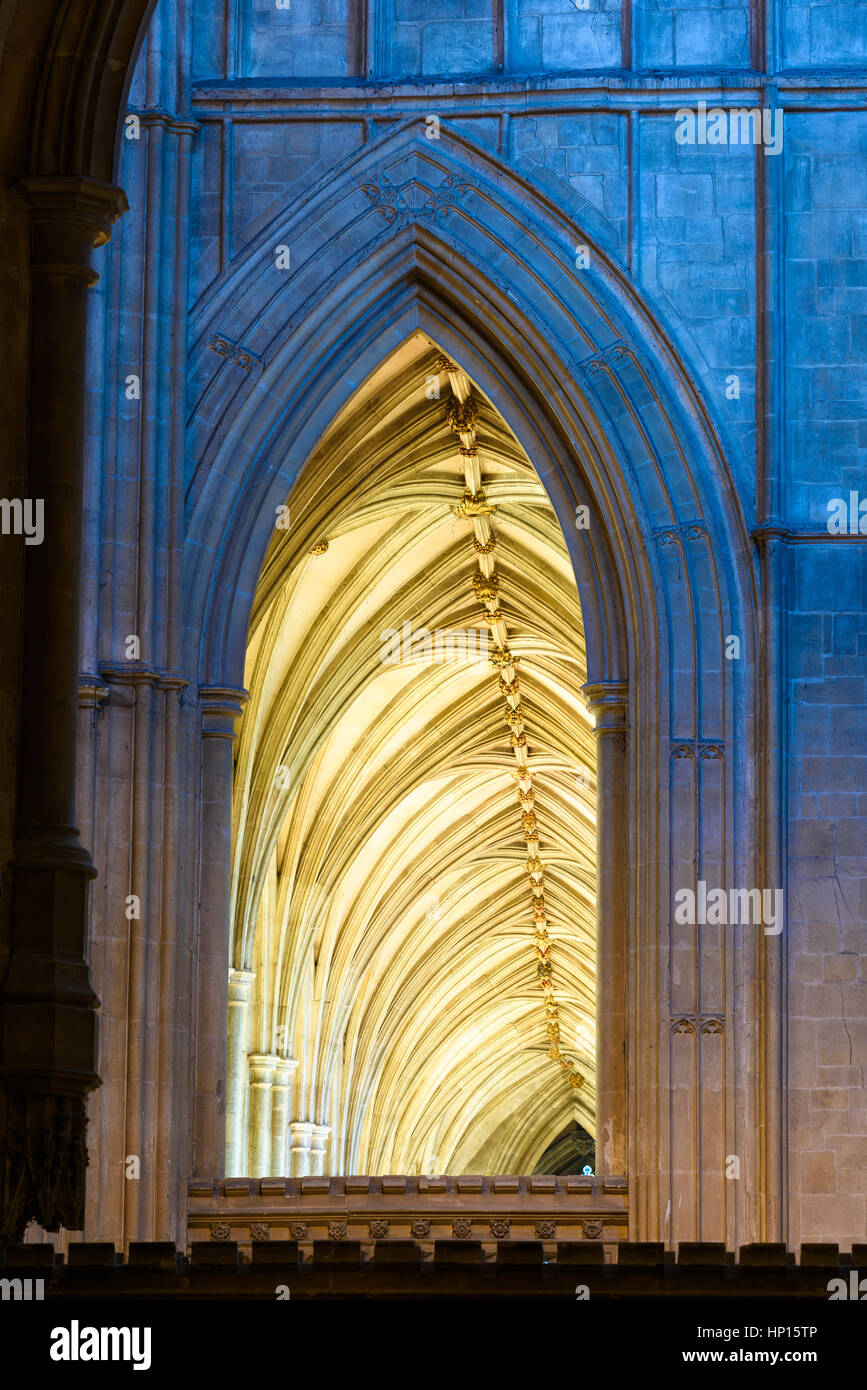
[452,1219,472,1239]
[328,1221,348,1241]
[489,1219,511,1239]
[250,1222,271,1242]
[289,1221,309,1240]
[368,1219,390,1239]
[535,1220,557,1240]
[410,1218,431,1239]
[582,1220,603,1239]
[209,1221,231,1241]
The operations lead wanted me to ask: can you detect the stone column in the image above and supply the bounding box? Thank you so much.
[310,1124,331,1177]
[0,177,126,1241]
[270,1059,297,1177]
[755,526,786,1243]
[194,687,247,1178]
[247,1054,280,1177]
[583,681,629,1180]
[289,1121,315,1178]
[225,968,255,1176]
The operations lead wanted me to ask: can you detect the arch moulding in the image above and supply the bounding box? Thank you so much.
[179,122,767,1249]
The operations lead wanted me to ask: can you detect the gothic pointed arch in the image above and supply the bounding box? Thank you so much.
[180,120,760,1242]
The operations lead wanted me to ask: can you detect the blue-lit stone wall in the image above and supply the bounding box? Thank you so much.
[105,0,867,1247]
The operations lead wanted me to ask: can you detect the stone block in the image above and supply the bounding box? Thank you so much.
[496,1241,544,1266]
[800,1196,866,1241]
[555,1241,606,1266]
[313,1241,362,1268]
[190,1242,239,1270]
[369,1241,421,1267]
[811,1088,849,1111]
[798,1149,837,1194]
[2,1245,56,1268]
[433,1240,484,1269]
[540,12,620,68]
[799,1243,841,1268]
[67,1243,119,1269]
[823,953,858,982]
[676,1242,730,1268]
[738,1243,791,1268]
[421,21,496,74]
[618,1242,666,1269]
[674,8,749,66]
[127,1242,178,1271]
[656,174,715,219]
[827,1137,867,1170]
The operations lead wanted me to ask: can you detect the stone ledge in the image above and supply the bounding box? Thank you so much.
[2,1240,859,1299]
[6,1241,855,1270]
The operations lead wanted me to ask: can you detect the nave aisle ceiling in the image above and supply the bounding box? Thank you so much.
[233,333,597,1174]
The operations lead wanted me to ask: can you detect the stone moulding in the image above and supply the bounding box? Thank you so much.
[187,1174,627,1248]
[175,117,763,1250]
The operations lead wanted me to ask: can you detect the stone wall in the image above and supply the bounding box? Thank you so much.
[78,0,867,1251]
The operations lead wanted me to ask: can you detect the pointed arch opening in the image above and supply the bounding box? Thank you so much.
[227,333,598,1177]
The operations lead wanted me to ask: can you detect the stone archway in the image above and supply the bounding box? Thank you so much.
[0,3,774,1252]
[181,123,761,1248]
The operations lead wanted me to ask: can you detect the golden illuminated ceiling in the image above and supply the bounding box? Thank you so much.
[232,331,597,1175]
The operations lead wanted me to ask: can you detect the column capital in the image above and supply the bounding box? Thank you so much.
[17,175,128,234]
[228,968,256,1004]
[309,1123,331,1176]
[78,674,110,711]
[200,686,248,740]
[17,175,128,283]
[272,1058,299,1085]
[248,1053,280,1087]
[289,1121,315,1141]
[582,680,628,732]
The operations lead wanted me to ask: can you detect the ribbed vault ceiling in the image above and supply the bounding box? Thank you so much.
[232,332,597,1175]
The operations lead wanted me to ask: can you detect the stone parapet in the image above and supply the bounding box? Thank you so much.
[4,1240,862,1301]
[187,1173,628,1251]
